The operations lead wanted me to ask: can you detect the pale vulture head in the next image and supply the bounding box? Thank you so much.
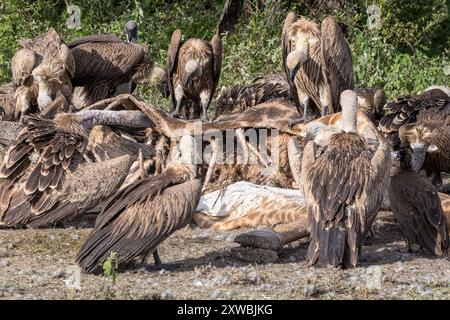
[124,20,138,43]
[183,60,201,87]
[340,89,358,133]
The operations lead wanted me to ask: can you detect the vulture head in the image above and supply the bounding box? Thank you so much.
[169,134,200,176]
[31,61,65,110]
[124,20,138,43]
[399,123,439,172]
[182,60,201,87]
[285,18,320,81]
[373,88,386,117]
[340,89,358,133]
[143,65,170,98]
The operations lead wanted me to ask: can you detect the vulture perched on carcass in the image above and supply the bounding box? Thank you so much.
[301,90,390,268]
[76,135,202,273]
[167,29,222,120]
[0,109,153,228]
[282,13,354,119]
[68,33,169,110]
[10,28,75,120]
[389,149,449,256]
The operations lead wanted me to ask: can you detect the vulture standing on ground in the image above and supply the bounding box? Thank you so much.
[69,31,169,110]
[389,149,449,256]
[282,13,354,119]
[10,28,75,120]
[0,109,153,227]
[214,74,291,119]
[76,135,202,274]
[379,85,450,149]
[167,29,222,120]
[301,90,391,268]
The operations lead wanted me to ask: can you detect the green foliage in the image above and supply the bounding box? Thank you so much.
[103,251,118,285]
[0,0,448,106]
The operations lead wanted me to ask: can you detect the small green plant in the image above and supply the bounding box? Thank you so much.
[103,251,118,285]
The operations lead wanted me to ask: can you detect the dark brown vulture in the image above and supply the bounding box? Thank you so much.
[379,85,450,149]
[10,28,74,120]
[301,90,390,268]
[355,87,386,126]
[282,13,354,119]
[167,29,222,120]
[69,34,169,110]
[76,135,202,273]
[214,74,291,119]
[389,149,449,256]
[0,109,152,228]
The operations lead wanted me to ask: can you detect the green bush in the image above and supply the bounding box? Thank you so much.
[0,0,448,109]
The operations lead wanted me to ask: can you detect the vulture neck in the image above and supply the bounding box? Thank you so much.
[341,103,357,133]
[78,110,153,131]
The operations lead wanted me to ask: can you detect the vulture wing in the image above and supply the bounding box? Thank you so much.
[281,12,301,108]
[210,34,223,104]
[68,34,123,48]
[321,16,354,112]
[167,29,183,109]
[70,42,147,85]
[76,175,201,273]
[390,177,449,255]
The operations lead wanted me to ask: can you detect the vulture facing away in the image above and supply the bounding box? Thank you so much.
[10,28,75,120]
[167,29,222,120]
[282,13,354,119]
[0,109,152,227]
[301,90,391,268]
[355,87,386,126]
[76,135,202,273]
[69,34,169,110]
[389,149,449,256]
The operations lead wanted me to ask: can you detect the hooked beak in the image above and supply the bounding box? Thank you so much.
[410,143,426,172]
[182,73,193,87]
[289,64,301,82]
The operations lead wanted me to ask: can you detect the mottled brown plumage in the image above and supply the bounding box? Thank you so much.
[389,149,449,256]
[379,86,450,149]
[167,29,222,120]
[76,136,202,273]
[282,13,354,119]
[215,74,291,119]
[69,34,168,109]
[301,90,390,268]
[355,87,386,126]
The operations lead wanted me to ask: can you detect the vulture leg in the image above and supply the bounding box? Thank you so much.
[199,89,210,121]
[172,84,185,118]
[202,138,218,192]
[153,248,162,266]
[297,91,311,121]
[319,84,332,115]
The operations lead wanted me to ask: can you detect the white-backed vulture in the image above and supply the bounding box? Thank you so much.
[282,13,354,119]
[0,109,153,227]
[355,87,386,126]
[124,20,138,43]
[167,29,222,120]
[69,34,169,110]
[301,90,390,268]
[76,135,202,273]
[10,28,74,120]
[214,74,291,119]
[389,149,449,256]
[379,85,450,149]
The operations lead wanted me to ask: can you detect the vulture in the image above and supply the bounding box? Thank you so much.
[389,149,449,256]
[10,28,74,120]
[76,135,202,274]
[301,90,391,268]
[282,13,354,119]
[379,85,450,149]
[167,29,222,120]
[214,74,291,119]
[395,87,450,190]
[0,109,152,227]
[124,20,138,43]
[69,34,169,110]
[355,87,386,126]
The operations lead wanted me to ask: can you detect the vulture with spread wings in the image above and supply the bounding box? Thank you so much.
[282,13,354,119]
[167,29,222,120]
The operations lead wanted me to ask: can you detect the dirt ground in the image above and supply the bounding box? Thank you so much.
[0,211,449,300]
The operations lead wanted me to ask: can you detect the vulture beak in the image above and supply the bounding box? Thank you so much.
[183,60,200,87]
[286,50,308,82]
[182,72,193,88]
[410,143,426,172]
